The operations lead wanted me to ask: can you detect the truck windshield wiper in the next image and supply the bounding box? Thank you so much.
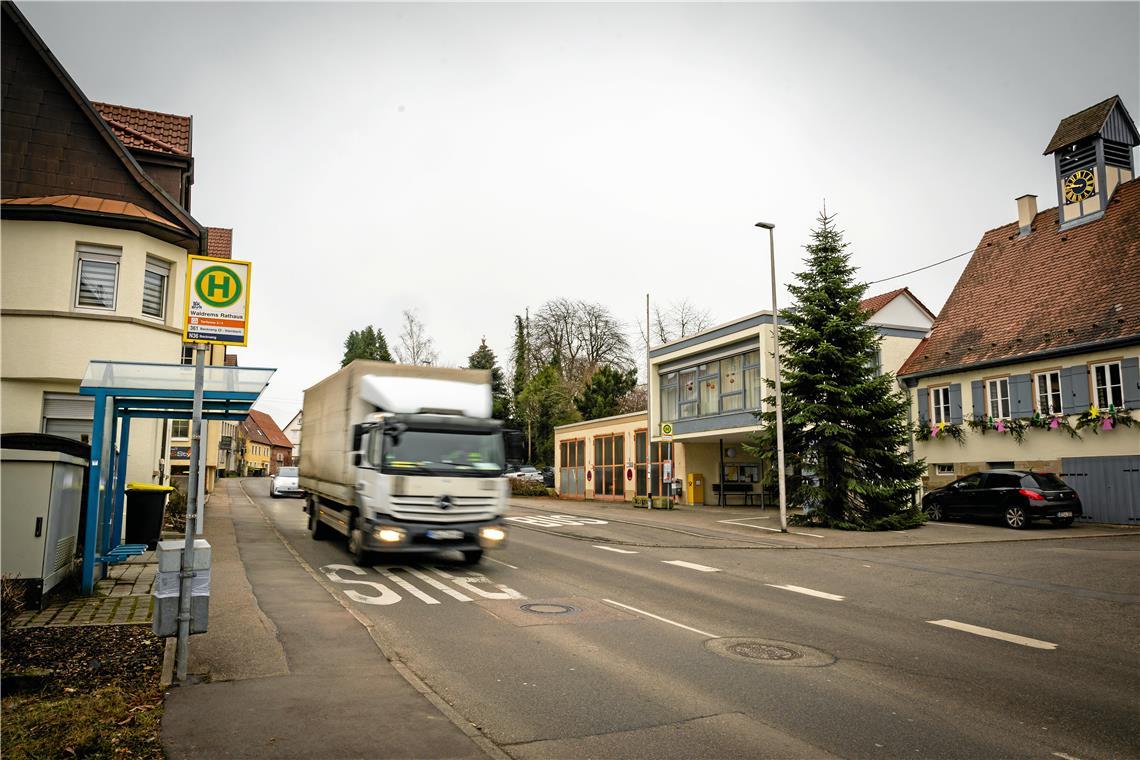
[383,462,435,476]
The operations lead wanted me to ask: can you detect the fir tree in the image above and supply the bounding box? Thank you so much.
[510,314,529,417]
[575,365,638,420]
[341,325,393,366]
[745,211,925,530]
[467,338,511,420]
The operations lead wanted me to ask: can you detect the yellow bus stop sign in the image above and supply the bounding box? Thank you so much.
[183,255,252,346]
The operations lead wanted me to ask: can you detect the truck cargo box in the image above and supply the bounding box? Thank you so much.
[299,361,491,504]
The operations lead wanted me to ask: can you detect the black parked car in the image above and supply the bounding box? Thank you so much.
[922,470,1082,529]
[541,466,555,488]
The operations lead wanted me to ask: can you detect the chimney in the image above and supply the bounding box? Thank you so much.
[1016,195,1037,237]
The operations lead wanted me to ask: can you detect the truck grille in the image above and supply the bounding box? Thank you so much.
[388,495,497,523]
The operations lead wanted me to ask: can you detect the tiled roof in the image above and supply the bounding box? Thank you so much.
[245,410,293,449]
[92,102,191,156]
[1043,96,1120,155]
[1,194,179,228]
[207,227,232,259]
[860,287,936,322]
[898,179,1140,378]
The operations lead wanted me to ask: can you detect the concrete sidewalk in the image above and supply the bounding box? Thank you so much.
[161,480,489,759]
[508,496,1140,549]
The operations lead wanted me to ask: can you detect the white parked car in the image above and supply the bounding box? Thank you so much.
[505,465,543,483]
[270,466,303,498]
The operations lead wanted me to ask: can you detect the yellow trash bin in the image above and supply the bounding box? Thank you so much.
[687,473,704,504]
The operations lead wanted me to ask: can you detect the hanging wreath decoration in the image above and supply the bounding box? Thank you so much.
[1027,411,1081,440]
[966,414,1029,444]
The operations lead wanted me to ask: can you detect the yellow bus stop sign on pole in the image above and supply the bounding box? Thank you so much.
[182,255,252,346]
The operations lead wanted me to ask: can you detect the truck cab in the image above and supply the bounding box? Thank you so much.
[301,362,512,565]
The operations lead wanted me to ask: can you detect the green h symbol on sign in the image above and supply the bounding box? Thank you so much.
[206,272,231,300]
[195,265,242,308]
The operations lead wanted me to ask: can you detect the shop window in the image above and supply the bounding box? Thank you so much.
[171,420,190,439]
[636,431,672,496]
[592,433,624,498]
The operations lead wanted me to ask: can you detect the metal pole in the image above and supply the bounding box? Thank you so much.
[646,293,651,502]
[176,342,205,683]
[757,222,788,532]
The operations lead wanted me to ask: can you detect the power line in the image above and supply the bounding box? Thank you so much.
[866,249,975,286]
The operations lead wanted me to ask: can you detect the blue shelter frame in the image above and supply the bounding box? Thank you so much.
[78,360,274,593]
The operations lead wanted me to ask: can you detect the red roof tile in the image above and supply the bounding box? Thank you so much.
[1,194,180,228]
[860,287,936,322]
[92,102,191,156]
[898,179,1140,377]
[206,227,232,259]
[245,410,293,449]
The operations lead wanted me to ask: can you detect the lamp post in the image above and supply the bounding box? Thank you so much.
[755,222,788,532]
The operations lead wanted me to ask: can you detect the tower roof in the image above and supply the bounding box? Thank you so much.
[1043,95,1139,154]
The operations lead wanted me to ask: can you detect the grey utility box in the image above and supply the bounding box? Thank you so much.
[1,444,87,608]
[152,539,211,637]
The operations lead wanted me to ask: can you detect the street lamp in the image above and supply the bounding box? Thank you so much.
[755,222,788,533]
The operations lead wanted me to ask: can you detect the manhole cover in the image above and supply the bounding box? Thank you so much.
[729,642,802,661]
[520,603,578,615]
[706,637,835,667]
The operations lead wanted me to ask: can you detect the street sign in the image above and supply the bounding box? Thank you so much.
[660,422,673,437]
[183,255,251,346]
[219,435,232,449]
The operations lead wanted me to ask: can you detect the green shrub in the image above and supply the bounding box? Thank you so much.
[509,479,550,497]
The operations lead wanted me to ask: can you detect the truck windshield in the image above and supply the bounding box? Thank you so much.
[382,430,505,476]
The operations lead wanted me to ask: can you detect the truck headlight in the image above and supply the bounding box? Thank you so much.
[374,527,406,543]
[479,526,506,543]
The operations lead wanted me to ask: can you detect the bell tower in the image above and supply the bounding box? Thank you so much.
[1043,96,1139,229]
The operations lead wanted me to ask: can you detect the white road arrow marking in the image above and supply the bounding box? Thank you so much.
[928,619,1058,650]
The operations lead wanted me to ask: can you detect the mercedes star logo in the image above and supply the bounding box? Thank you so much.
[437,495,453,510]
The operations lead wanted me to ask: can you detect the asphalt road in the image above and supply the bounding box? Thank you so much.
[242,481,1139,760]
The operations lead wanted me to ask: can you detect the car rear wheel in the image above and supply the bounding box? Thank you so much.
[924,502,944,521]
[1051,516,1075,528]
[1004,505,1028,530]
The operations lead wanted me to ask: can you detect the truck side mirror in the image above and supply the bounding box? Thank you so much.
[351,424,364,452]
[353,452,362,467]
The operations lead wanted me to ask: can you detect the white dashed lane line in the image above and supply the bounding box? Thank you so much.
[603,599,720,638]
[594,545,639,554]
[928,619,1058,650]
[718,520,825,538]
[663,560,721,573]
[766,584,846,601]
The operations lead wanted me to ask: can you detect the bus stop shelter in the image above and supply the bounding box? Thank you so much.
[78,360,274,593]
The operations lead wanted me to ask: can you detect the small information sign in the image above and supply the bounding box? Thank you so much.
[183,255,251,345]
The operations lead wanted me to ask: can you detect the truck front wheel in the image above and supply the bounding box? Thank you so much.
[348,519,372,566]
[461,549,483,565]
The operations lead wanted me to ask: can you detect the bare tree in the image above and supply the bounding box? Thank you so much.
[639,299,714,349]
[530,299,632,389]
[394,309,439,366]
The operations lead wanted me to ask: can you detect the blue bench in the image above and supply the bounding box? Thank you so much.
[102,543,148,564]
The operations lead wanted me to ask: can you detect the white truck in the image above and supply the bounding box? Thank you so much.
[299,361,511,565]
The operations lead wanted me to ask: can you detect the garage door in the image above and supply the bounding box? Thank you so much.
[1060,455,1140,525]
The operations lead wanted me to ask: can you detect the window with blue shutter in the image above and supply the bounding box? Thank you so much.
[1122,357,1140,408]
[971,380,984,418]
[948,383,963,424]
[917,387,929,423]
[1009,374,1033,418]
[1061,366,1090,410]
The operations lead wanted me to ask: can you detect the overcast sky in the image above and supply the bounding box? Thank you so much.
[22,1,1140,426]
